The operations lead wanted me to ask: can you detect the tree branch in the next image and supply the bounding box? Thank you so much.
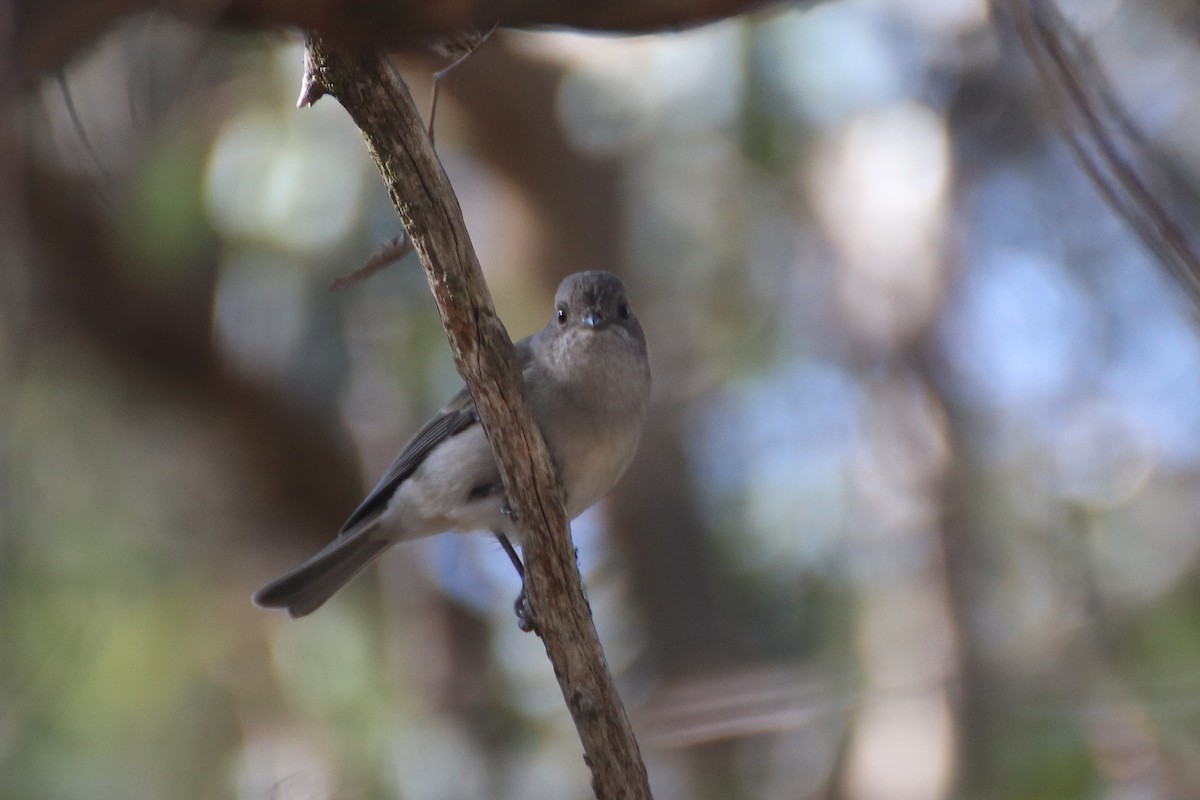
[997,0,1200,310]
[19,0,783,79]
[298,33,653,800]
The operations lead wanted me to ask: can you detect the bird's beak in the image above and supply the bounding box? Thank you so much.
[584,311,607,329]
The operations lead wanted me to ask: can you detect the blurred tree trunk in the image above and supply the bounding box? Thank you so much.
[10,147,364,559]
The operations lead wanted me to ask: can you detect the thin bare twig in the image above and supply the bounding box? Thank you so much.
[53,71,116,210]
[427,22,498,144]
[328,234,412,290]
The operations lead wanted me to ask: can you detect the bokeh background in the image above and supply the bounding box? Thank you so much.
[6,0,1200,797]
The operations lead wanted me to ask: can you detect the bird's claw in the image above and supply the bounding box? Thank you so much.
[514,586,537,634]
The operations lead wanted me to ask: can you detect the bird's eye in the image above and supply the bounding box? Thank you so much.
[556,307,567,324]
[617,302,631,320]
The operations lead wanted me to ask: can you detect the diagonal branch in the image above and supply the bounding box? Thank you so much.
[297,33,653,800]
[998,0,1200,309]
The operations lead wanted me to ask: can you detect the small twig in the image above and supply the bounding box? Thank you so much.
[427,23,499,144]
[54,71,116,210]
[297,45,328,108]
[328,234,412,290]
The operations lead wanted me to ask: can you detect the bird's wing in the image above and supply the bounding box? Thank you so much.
[337,387,478,535]
[337,338,537,536]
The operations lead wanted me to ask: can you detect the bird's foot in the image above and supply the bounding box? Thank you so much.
[514,584,538,634]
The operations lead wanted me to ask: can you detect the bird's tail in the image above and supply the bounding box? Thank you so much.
[252,530,389,618]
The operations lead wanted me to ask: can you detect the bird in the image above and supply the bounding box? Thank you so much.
[253,271,651,622]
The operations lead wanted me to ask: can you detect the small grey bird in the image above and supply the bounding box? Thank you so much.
[253,271,651,619]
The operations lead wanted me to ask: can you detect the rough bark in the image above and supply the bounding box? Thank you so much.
[298,34,653,800]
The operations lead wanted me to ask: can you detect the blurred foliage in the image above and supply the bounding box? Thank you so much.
[6,0,1200,798]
